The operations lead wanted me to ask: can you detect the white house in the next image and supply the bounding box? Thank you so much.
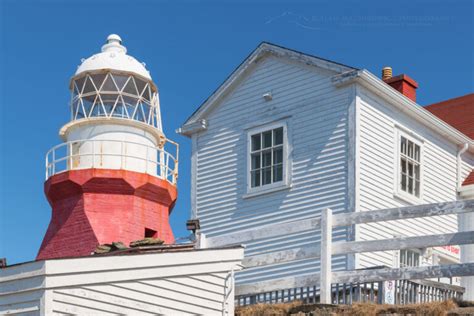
[178,43,474,297]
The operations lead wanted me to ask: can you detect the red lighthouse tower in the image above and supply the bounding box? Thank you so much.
[37,35,179,260]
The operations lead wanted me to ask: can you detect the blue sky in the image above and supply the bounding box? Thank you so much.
[0,0,472,264]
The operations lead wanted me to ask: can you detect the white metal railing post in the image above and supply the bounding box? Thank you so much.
[120,141,124,169]
[45,154,49,179]
[69,142,73,171]
[52,149,56,175]
[92,140,95,168]
[320,208,333,304]
[145,145,149,174]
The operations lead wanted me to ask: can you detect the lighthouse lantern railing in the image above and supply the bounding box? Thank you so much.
[45,139,179,185]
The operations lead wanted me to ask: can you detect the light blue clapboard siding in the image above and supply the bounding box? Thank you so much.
[195,56,352,284]
[356,86,472,269]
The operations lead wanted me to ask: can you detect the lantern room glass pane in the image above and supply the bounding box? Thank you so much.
[113,74,129,90]
[100,75,118,92]
[123,77,138,95]
[92,74,106,91]
[75,76,86,94]
[83,76,96,94]
[135,78,147,96]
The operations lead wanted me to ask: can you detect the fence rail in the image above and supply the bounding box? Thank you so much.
[202,199,474,305]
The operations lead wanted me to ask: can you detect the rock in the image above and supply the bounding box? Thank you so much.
[130,238,164,247]
[95,244,112,254]
[111,242,127,250]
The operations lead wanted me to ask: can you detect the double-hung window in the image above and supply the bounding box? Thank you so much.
[396,131,423,201]
[249,125,285,191]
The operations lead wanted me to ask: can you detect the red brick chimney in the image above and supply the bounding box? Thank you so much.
[382,67,419,102]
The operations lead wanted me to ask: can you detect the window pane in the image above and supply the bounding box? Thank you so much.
[401,158,407,174]
[262,167,272,185]
[414,165,420,181]
[401,174,407,191]
[112,74,128,90]
[76,100,85,119]
[414,144,420,162]
[100,94,117,115]
[123,77,138,95]
[273,165,283,182]
[262,150,272,167]
[82,98,94,117]
[100,74,118,92]
[408,162,413,177]
[273,148,283,164]
[401,137,407,155]
[251,154,260,170]
[251,134,261,151]
[83,76,97,94]
[135,78,147,96]
[91,74,106,91]
[75,76,86,94]
[408,140,413,158]
[251,170,260,188]
[122,95,138,107]
[274,127,283,145]
[415,180,420,197]
[408,177,413,194]
[263,131,272,148]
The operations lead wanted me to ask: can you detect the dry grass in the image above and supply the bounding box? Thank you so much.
[235,301,302,316]
[236,300,461,316]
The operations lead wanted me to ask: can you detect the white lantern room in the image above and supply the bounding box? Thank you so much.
[46,34,178,184]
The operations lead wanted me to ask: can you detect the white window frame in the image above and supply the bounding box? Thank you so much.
[245,121,290,197]
[394,127,424,204]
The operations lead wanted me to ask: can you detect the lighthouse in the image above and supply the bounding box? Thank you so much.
[37,34,179,260]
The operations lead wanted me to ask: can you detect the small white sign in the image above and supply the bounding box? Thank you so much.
[384,280,396,304]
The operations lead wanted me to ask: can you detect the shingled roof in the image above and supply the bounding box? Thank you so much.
[425,93,474,139]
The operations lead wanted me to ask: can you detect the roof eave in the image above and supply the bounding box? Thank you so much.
[332,69,474,152]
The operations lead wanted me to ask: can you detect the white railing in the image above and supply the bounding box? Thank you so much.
[45,139,179,185]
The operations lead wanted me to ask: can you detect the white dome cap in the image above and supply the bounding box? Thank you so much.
[75,34,151,80]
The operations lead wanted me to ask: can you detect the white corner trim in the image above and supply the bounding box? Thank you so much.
[332,69,474,151]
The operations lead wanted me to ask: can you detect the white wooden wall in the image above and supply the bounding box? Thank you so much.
[356,85,474,269]
[0,248,243,315]
[194,56,353,285]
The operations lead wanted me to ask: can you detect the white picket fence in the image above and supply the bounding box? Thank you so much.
[201,199,474,304]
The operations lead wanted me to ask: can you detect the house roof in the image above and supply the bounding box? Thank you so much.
[424,93,474,139]
[463,171,474,186]
[178,42,358,132]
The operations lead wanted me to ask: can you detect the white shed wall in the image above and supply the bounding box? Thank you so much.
[356,85,474,269]
[0,248,243,315]
[194,56,353,285]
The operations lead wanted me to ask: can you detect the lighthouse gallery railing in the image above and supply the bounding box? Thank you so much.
[45,139,178,185]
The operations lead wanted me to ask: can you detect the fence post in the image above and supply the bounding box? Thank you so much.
[320,208,333,304]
